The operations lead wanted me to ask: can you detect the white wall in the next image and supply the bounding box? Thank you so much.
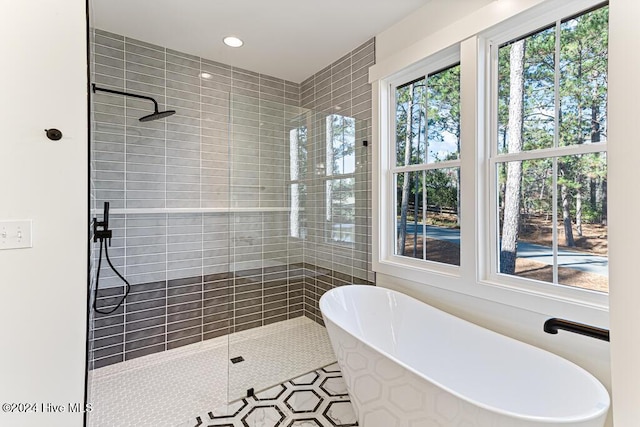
[0,1,88,426]
[608,0,640,424]
[371,0,546,80]
[370,0,640,425]
[375,0,493,63]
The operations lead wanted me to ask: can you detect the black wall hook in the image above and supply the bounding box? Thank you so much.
[45,128,63,141]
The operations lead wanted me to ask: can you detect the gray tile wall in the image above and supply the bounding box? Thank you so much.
[89,29,375,368]
[92,29,301,211]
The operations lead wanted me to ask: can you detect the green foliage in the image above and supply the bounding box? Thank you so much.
[498,6,608,224]
[395,65,461,220]
[396,170,458,216]
[425,169,458,209]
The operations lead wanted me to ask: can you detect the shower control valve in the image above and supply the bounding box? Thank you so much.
[93,202,113,244]
[93,219,112,244]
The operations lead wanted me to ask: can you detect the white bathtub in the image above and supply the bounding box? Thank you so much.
[319,285,609,427]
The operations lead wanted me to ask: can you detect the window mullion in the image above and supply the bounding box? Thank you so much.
[553,157,559,284]
[493,143,606,163]
[422,170,427,260]
[423,75,430,259]
[554,19,561,151]
[488,42,499,280]
[424,74,430,164]
[552,19,561,284]
[392,160,462,174]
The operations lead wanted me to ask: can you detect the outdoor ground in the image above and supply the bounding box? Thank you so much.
[402,213,608,292]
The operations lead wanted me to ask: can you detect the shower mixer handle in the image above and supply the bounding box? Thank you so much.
[93,202,113,244]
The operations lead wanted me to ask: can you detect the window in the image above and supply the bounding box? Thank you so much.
[393,64,461,266]
[289,126,307,238]
[491,4,609,293]
[374,0,610,310]
[325,114,356,244]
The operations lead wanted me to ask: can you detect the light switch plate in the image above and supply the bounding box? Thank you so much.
[0,220,33,250]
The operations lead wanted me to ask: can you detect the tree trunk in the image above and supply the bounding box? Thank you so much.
[397,84,415,255]
[601,178,607,225]
[561,181,575,247]
[576,191,582,236]
[500,40,525,275]
[591,101,601,143]
[578,100,600,235]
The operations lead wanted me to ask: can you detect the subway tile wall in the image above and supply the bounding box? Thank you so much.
[88,211,307,369]
[92,30,300,211]
[90,265,305,369]
[89,29,375,368]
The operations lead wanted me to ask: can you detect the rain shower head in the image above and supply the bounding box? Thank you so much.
[92,84,176,122]
[139,109,176,122]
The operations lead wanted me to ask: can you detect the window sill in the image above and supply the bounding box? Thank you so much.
[374,257,609,324]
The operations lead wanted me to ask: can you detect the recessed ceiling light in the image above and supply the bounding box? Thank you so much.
[200,72,212,79]
[223,36,243,48]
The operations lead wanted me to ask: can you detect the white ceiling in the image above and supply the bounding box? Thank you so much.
[91,0,432,83]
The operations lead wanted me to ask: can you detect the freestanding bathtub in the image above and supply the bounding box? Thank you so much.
[320,285,609,427]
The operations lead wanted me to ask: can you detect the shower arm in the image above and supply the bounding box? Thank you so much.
[92,83,159,112]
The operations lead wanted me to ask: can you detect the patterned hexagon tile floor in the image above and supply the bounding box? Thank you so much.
[191,363,359,427]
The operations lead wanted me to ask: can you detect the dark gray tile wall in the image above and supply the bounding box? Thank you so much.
[302,264,375,326]
[90,264,306,369]
[89,259,365,368]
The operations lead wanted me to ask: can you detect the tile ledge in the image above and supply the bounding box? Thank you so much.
[90,207,295,215]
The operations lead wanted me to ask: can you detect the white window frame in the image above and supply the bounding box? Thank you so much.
[380,47,462,279]
[389,54,462,272]
[373,0,609,317]
[483,0,609,308]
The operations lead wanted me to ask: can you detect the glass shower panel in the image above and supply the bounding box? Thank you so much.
[228,91,371,406]
[305,111,371,291]
[86,31,234,425]
[227,93,307,402]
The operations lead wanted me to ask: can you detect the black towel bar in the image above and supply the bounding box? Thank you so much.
[543,318,609,342]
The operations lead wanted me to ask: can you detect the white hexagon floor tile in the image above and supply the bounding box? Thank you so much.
[193,366,359,427]
[87,317,338,427]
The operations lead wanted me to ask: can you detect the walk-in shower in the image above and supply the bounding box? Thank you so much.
[86,25,374,427]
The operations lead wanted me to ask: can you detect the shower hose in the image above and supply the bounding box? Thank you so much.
[93,236,131,315]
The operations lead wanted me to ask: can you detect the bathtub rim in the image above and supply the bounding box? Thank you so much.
[320,284,610,424]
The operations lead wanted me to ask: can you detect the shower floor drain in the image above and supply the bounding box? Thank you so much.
[230,356,244,364]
